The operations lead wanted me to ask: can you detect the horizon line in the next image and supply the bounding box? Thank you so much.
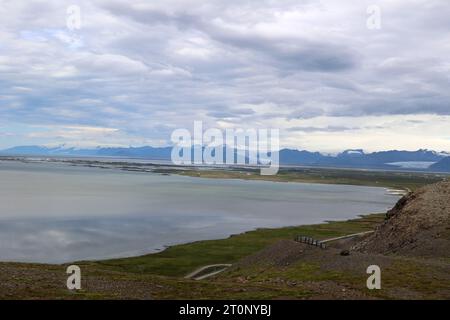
[1,144,449,155]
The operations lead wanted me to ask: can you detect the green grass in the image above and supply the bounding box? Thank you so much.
[93,214,386,277]
[3,212,449,299]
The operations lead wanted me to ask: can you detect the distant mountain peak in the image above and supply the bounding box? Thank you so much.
[342,149,365,155]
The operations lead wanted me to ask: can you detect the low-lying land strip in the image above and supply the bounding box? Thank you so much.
[173,167,445,192]
[1,156,446,191]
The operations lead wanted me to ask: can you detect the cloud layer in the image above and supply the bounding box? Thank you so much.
[0,0,449,151]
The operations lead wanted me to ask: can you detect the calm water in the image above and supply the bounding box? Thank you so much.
[0,161,399,263]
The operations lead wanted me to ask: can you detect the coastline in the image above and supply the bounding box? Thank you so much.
[1,158,448,299]
[0,156,439,266]
[0,159,402,264]
[1,212,388,270]
[1,202,449,299]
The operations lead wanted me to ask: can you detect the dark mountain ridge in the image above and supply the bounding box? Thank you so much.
[429,157,450,172]
[1,145,449,172]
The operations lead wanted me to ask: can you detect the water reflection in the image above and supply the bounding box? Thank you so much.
[0,161,399,263]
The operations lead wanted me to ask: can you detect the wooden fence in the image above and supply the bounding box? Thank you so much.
[294,235,326,249]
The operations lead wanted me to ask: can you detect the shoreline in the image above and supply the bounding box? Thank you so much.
[0,157,440,266]
[0,212,387,267]
[0,212,391,266]
[0,212,400,300]
[1,207,448,299]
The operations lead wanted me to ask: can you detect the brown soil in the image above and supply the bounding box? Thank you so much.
[225,238,450,299]
[236,240,310,268]
[353,179,450,257]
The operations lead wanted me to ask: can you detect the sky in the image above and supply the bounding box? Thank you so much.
[0,0,449,152]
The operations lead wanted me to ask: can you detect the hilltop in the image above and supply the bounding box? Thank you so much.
[353,179,450,258]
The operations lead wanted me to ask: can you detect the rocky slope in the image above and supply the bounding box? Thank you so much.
[354,179,450,258]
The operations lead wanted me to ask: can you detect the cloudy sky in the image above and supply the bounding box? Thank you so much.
[0,0,449,152]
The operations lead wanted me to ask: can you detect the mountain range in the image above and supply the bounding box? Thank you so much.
[1,145,449,172]
[429,157,450,172]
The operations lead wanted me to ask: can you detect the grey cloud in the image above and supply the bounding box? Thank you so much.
[207,107,255,119]
[100,0,357,73]
[286,126,359,133]
[0,0,450,149]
